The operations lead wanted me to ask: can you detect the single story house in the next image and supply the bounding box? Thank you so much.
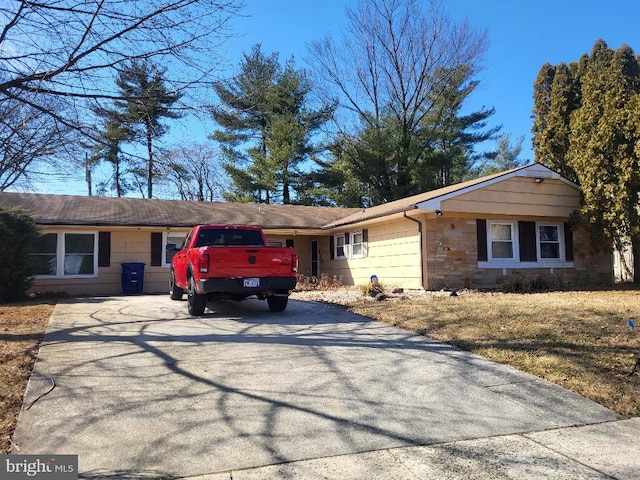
[0,164,613,296]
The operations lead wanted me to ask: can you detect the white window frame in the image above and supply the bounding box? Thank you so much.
[536,223,565,262]
[33,231,99,279]
[487,221,518,262]
[350,230,366,259]
[334,233,346,260]
[333,230,368,260]
[479,220,573,269]
[163,231,188,267]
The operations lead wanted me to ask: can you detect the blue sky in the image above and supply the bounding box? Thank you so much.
[225,0,639,159]
[40,0,640,195]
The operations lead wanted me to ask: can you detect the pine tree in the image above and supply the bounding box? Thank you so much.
[90,108,133,197]
[211,44,333,204]
[115,60,181,199]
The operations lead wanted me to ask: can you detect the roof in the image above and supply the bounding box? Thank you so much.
[0,192,361,230]
[0,164,576,231]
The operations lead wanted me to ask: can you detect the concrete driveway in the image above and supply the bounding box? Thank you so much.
[11,295,636,478]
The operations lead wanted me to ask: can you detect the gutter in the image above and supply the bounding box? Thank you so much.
[403,211,425,289]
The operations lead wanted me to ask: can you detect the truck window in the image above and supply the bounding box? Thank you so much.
[195,229,265,247]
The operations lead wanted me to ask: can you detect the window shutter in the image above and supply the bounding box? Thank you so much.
[98,232,111,267]
[564,223,574,261]
[330,236,335,260]
[362,229,368,257]
[518,221,537,262]
[476,219,487,261]
[151,232,163,266]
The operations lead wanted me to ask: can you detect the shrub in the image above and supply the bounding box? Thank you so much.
[295,273,343,291]
[360,280,385,297]
[0,209,41,302]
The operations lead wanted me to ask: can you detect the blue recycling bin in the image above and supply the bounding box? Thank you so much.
[121,262,145,294]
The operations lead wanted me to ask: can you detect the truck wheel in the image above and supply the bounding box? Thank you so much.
[187,276,206,316]
[267,295,288,312]
[169,271,184,300]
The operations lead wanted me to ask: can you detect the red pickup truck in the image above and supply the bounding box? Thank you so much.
[168,225,298,315]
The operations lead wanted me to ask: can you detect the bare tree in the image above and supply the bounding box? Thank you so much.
[0,91,72,190]
[307,0,489,200]
[0,0,242,190]
[309,0,487,130]
[157,143,225,201]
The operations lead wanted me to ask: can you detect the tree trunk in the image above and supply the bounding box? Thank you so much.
[146,122,154,199]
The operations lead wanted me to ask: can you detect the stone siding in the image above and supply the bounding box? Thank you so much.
[425,218,613,290]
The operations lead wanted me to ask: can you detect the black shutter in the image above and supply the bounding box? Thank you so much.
[476,219,487,261]
[362,229,368,242]
[286,239,294,248]
[564,223,574,261]
[98,232,111,267]
[329,236,335,260]
[518,221,537,262]
[151,232,163,266]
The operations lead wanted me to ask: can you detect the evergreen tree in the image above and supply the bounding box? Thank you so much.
[532,39,640,280]
[307,0,493,206]
[211,44,333,204]
[115,60,181,199]
[90,108,133,197]
[418,65,500,190]
[0,209,41,302]
[474,134,526,177]
[532,63,578,181]
[309,65,498,207]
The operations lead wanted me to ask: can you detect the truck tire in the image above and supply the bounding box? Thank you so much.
[169,270,184,300]
[267,295,288,312]
[187,276,206,316]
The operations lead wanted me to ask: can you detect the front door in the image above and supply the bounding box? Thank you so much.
[311,240,319,278]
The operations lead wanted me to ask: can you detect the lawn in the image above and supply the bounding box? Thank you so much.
[1,290,639,454]
[0,300,54,454]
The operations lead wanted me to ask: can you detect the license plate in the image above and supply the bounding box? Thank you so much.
[243,278,260,287]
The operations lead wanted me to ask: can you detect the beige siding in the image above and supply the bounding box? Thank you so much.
[30,229,168,296]
[441,177,580,217]
[321,218,423,289]
[30,229,304,297]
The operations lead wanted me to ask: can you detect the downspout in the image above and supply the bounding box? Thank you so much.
[403,211,425,289]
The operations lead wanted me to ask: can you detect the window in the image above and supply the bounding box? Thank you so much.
[489,222,516,260]
[351,230,365,258]
[163,232,187,266]
[32,232,97,277]
[331,229,368,260]
[478,219,572,268]
[538,224,561,260]
[64,233,95,275]
[33,233,58,275]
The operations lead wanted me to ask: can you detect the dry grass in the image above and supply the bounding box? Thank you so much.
[0,300,54,454]
[348,290,640,418]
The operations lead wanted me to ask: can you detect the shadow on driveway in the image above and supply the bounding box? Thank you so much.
[11,295,619,478]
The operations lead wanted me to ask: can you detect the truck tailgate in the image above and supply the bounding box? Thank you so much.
[205,247,296,278]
